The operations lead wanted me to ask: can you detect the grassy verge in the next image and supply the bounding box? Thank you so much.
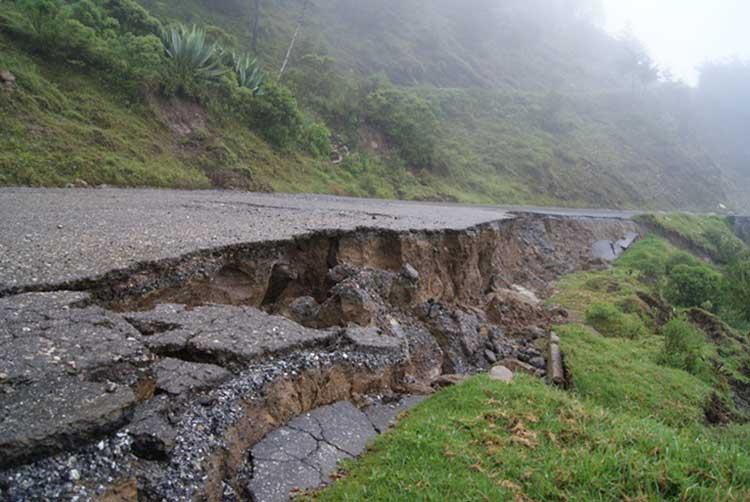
[314,376,750,501]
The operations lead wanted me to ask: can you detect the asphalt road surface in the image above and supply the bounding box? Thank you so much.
[0,188,638,292]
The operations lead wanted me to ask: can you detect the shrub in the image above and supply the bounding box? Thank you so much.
[104,0,161,35]
[664,264,723,310]
[237,82,304,149]
[303,121,332,158]
[659,317,707,376]
[365,86,438,166]
[702,227,745,265]
[664,251,701,275]
[585,302,648,339]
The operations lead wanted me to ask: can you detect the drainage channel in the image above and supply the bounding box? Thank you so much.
[0,214,639,501]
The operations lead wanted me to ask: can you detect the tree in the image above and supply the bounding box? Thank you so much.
[616,27,659,91]
[250,0,261,52]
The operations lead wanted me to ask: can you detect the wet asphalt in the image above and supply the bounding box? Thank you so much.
[0,188,637,291]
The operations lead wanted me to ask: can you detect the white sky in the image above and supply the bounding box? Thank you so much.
[602,0,750,85]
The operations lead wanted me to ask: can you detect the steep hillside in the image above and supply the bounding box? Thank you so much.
[0,0,735,209]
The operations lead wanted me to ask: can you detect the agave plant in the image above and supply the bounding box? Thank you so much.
[161,24,226,84]
[232,52,265,95]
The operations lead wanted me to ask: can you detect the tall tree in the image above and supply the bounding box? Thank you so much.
[250,0,261,52]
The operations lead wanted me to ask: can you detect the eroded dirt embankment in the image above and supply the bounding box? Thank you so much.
[0,214,638,502]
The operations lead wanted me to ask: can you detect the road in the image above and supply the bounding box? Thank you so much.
[0,188,638,292]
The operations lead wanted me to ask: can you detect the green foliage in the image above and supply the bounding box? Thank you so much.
[637,214,747,264]
[302,120,331,158]
[231,51,264,95]
[584,302,648,339]
[664,264,723,310]
[160,24,226,94]
[103,0,160,35]
[365,85,438,167]
[726,252,750,321]
[664,250,701,275]
[615,235,671,280]
[659,317,708,377]
[237,82,303,149]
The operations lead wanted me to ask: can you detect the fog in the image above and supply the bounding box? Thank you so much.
[603,0,750,84]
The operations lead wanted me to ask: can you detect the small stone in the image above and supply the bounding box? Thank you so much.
[69,469,81,482]
[484,349,497,364]
[549,333,560,345]
[489,365,514,383]
[529,357,546,369]
[105,382,117,393]
[0,372,7,381]
[198,395,215,406]
[400,263,420,282]
[57,224,64,229]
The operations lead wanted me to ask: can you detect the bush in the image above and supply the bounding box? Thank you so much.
[237,82,304,149]
[365,85,438,166]
[585,302,648,339]
[659,317,707,376]
[303,121,332,158]
[664,251,701,275]
[664,264,723,310]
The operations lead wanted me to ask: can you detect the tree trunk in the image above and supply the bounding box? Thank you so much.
[278,0,310,79]
[251,0,261,53]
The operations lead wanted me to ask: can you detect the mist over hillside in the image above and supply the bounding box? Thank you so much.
[1,0,748,210]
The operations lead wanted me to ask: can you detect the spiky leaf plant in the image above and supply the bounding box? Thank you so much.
[232,52,265,95]
[161,23,225,88]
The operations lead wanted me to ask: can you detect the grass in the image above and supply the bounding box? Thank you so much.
[636,213,745,263]
[313,376,750,501]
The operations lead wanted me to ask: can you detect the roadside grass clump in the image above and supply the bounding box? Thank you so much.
[584,302,648,339]
[658,317,710,378]
[614,234,673,281]
[313,375,748,501]
[636,213,746,264]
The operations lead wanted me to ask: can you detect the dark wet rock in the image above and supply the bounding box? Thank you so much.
[262,263,297,305]
[344,327,402,356]
[319,283,377,327]
[0,377,136,468]
[283,296,321,327]
[129,414,176,460]
[153,358,231,396]
[327,264,358,285]
[431,374,469,389]
[529,356,546,369]
[125,304,340,368]
[364,395,426,433]
[484,349,498,364]
[416,302,486,374]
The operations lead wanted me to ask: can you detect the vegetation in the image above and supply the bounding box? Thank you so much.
[584,302,648,339]
[313,219,750,500]
[1,0,748,207]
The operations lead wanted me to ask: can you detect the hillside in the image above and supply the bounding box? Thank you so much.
[0,0,740,209]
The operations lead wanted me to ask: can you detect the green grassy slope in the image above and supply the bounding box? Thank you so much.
[0,0,733,209]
